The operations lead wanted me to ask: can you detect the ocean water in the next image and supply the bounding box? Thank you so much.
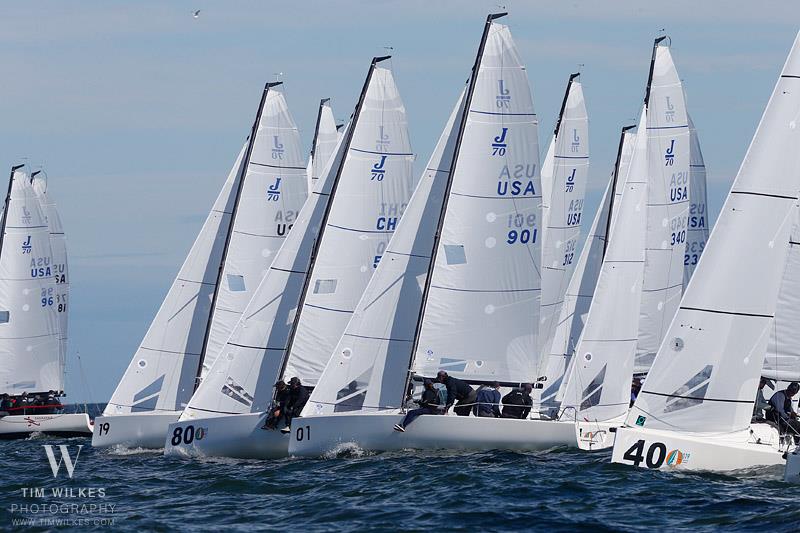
[1,433,798,532]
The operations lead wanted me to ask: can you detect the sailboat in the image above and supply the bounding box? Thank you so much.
[162,56,415,459]
[0,166,91,438]
[288,13,599,456]
[307,98,343,192]
[611,30,800,472]
[92,82,308,449]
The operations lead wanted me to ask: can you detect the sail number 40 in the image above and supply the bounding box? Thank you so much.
[622,439,667,468]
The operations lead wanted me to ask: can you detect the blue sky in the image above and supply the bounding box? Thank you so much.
[0,2,796,403]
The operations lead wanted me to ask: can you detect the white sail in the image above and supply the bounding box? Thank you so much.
[0,168,61,394]
[305,90,466,415]
[537,127,637,410]
[683,114,709,284]
[104,145,246,415]
[634,43,691,374]
[308,98,341,191]
[413,22,542,383]
[201,85,308,379]
[284,67,415,385]
[31,174,69,384]
[560,108,648,422]
[182,58,413,419]
[627,32,800,434]
[538,76,589,366]
[764,203,800,381]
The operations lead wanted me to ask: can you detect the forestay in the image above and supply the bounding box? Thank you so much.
[683,115,709,284]
[0,168,61,394]
[560,108,648,423]
[307,98,341,192]
[635,41,691,374]
[628,32,800,434]
[201,85,308,380]
[305,90,466,415]
[413,21,542,383]
[104,145,246,415]
[32,173,69,383]
[538,75,589,370]
[537,126,636,411]
[284,66,415,385]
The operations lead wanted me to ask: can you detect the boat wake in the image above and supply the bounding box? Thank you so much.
[322,442,375,459]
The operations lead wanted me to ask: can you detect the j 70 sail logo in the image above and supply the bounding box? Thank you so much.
[266,177,282,201]
[496,79,510,109]
[492,128,508,156]
[565,168,576,193]
[271,136,284,160]
[21,236,32,254]
[371,155,387,181]
[43,445,82,479]
[665,96,675,123]
[22,206,32,225]
[376,126,390,152]
[664,139,675,166]
[571,129,580,152]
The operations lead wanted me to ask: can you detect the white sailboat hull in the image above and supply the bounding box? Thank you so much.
[0,413,92,439]
[785,447,800,482]
[162,412,289,459]
[91,412,180,449]
[611,424,788,472]
[288,412,589,457]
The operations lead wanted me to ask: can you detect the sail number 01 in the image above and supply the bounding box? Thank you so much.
[295,425,311,442]
[622,439,667,468]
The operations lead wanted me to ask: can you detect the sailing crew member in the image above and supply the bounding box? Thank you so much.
[474,381,501,417]
[264,381,290,430]
[501,384,533,419]
[752,377,773,421]
[0,394,12,415]
[282,377,310,434]
[630,378,642,407]
[768,381,800,444]
[436,370,477,416]
[393,379,446,432]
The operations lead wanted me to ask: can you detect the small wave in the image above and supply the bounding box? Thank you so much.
[323,442,375,459]
[106,444,163,456]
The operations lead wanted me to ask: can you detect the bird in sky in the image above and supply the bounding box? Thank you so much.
[192,10,201,19]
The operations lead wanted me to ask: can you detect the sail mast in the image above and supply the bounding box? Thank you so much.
[643,36,668,106]
[278,56,390,381]
[309,98,330,161]
[402,13,507,398]
[0,165,24,261]
[193,82,280,391]
[602,125,636,257]
[553,73,580,137]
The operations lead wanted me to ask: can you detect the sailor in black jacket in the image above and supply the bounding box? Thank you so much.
[437,371,477,416]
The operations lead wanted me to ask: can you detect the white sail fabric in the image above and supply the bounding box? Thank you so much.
[104,145,246,415]
[764,203,800,381]
[635,45,691,373]
[538,129,637,410]
[31,175,69,384]
[202,87,308,379]
[0,170,61,394]
[306,90,466,415]
[628,32,800,434]
[683,114,709,284]
[560,108,648,422]
[538,80,589,367]
[181,129,349,420]
[284,67,415,386]
[308,99,341,191]
[413,23,542,383]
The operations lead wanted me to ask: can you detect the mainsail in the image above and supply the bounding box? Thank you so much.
[628,31,800,434]
[181,57,414,419]
[307,98,341,191]
[634,39,691,373]
[560,108,649,422]
[683,115,709,284]
[538,74,589,368]
[31,172,69,384]
[0,167,61,394]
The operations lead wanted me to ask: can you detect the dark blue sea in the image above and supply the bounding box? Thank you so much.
[2,418,799,533]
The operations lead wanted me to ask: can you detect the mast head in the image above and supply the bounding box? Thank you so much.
[265,81,283,89]
[372,55,392,65]
[488,12,508,21]
[11,164,24,173]
[569,72,581,83]
[320,97,330,105]
[622,124,637,133]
